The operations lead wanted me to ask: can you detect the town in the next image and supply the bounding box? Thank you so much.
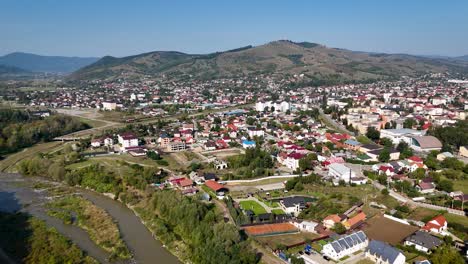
[1,71,467,264]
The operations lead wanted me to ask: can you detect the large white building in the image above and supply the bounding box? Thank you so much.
[102,101,117,111]
[322,231,368,261]
[380,129,425,145]
[255,101,290,113]
[328,163,356,182]
[118,132,139,149]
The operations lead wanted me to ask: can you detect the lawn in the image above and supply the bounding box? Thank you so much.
[271,209,285,215]
[239,200,267,215]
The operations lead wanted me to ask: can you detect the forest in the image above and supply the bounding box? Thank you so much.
[0,109,89,155]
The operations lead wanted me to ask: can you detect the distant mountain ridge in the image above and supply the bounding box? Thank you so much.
[70,40,468,83]
[0,52,99,73]
[0,64,30,74]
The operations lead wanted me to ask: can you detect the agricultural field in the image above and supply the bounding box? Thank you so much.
[362,215,418,245]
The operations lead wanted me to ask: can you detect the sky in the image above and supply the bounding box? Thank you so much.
[1,0,468,57]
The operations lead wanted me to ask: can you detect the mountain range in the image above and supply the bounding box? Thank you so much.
[69,40,468,83]
[0,52,99,73]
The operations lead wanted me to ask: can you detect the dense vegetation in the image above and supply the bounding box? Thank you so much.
[0,212,97,264]
[227,146,274,178]
[136,191,259,264]
[0,109,88,155]
[428,120,468,152]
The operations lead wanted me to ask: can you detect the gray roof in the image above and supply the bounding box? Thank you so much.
[367,240,402,264]
[282,196,306,208]
[327,231,368,254]
[405,231,443,250]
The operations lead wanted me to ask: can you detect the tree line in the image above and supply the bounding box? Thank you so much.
[0,109,89,155]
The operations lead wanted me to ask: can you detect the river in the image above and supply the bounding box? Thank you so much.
[0,173,180,264]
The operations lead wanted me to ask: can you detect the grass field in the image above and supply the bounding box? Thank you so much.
[239,200,267,215]
[0,141,64,172]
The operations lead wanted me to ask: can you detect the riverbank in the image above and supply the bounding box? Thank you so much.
[46,195,131,261]
[0,211,98,264]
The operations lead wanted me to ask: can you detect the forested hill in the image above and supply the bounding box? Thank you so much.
[0,109,89,155]
[70,40,468,82]
[0,52,99,73]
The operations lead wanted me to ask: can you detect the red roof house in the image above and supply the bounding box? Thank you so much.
[422,215,447,234]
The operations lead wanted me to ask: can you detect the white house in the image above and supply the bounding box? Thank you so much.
[328,163,355,182]
[380,129,425,145]
[422,215,448,235]
[322,231,368,261]
[118,132,139,149]
[248,128,265,138]
[292,220,318,233]
[284,152,304,170]
[404,231,443,253]
[365,240,406,264]
[280,196,306,217]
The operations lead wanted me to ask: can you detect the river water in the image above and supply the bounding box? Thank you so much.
[0,173,180,264]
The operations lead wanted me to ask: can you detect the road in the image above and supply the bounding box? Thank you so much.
[372,181,465,216]
[318,108,355,136]
[55,103,254,140]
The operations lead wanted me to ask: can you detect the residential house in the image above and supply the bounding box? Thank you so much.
[422,215,448,235]
[342,212,366,230]
[365,240,406,264]
[323,214,342,229]
[280,196,306,217]
[292,220,319,233]
[321,231,368,261]
[177,178,194,190]
[118,132,139,150]
[416,182,436,194]
[284,152,304,170]
[344,139,362,151]
[404,231,443,253]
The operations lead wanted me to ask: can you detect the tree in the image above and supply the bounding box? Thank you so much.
[332,222,346,234]
[403,118,417,129]
[378,149,390,162]
[294,182,304,191]
[366,127,380,141]
[411,168,426,179]
[437,179,453,192]
[381,188,389,195]
[430,245,465,264]
[380,138,394,148]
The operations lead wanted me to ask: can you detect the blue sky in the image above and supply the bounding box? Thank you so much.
[1,0,468,57]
